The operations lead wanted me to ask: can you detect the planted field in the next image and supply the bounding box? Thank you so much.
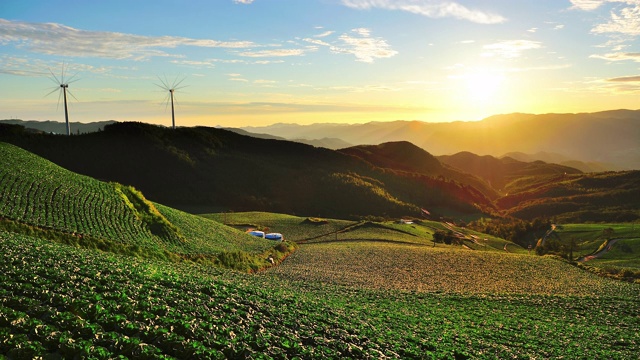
[2,231,639,359]
[0,142,154,247]
[551,223,640,268]
[265,241,635,296]
[203,211,356,242]
[0,142,275,261]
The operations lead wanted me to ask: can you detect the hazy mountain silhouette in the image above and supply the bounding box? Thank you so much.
[0,119,115,134]
[241,110,640,170]
[438,152,582,192]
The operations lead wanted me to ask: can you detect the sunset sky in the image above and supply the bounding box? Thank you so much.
[1,0,639,127]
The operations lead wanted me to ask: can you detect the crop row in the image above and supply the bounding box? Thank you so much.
[2,231,639,359]
[0,143,155,246]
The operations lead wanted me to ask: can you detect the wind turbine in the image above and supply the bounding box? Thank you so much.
[156,76,187,129]
[46,62,78,136]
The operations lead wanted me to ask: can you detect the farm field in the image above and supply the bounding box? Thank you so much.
[264,241,634,295]
[2,143,640,358]
[204,211,521,252]
[0,142,280,266]
[550,223,640,269]
[2,231,639,359]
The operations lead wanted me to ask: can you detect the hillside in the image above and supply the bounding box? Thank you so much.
[0,122,493,220]
[340,142,499,200]
[0,141,282,269]
[497,170,640,222]
[242,109,640,170]
[438,151,582,191]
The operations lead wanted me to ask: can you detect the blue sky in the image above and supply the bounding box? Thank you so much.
[1,0,639,127]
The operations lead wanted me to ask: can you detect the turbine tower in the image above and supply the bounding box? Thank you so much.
[46,62,78,136]
[156,76,187,129]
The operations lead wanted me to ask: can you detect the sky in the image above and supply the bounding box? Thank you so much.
[0,0,639,128]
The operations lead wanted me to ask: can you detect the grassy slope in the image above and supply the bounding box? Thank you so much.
[2,231,639,359]
[552,223,640,268]
[0,142,275,261]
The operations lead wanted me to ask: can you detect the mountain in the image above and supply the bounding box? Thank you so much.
[496,170,640,222]
[438,152,582,192]
[224,128,352,149]
[340,142,499,200]
[502,151,615,173]
[240,110,640,170]
[0,119,115,134]
[0,122,492,220]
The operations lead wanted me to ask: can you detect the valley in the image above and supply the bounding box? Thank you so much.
[1,119,639,359]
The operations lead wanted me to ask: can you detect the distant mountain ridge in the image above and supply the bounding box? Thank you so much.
[0,119,115,134]
[241,110,640,170]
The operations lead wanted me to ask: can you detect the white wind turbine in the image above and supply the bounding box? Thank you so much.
[156,76,187,129]
[46,62,79,136]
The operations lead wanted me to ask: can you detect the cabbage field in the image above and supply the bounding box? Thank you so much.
[2,231,639,359]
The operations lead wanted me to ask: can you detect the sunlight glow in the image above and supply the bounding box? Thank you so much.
[465,71,505,103]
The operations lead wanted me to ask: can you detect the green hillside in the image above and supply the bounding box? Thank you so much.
[0,142,281,270]
[497,171,640,222]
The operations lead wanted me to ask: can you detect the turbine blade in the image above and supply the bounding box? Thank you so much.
[157,75,169,90]
[48,68,61,85]
[60,62,66,84]
[66,73,80,84]
[173,77,186,89]
[66,89,79,102]
[56,89,63,111]
[44,87,60,98]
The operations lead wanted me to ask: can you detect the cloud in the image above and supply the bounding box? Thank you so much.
[608,75,640,81]
[233,0,254,4]
[482,40,542,58]
[590,52,640,61]
[592,4,640,35]
[302,28,397,63]
[569,0,606,10]
[0,19,255,60]
[340,0,506,24]
[315,31,335,38]
[237,49,306,57]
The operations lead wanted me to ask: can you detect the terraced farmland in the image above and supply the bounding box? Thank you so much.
[2,231,639,359]
[0,142,276,260]
[0,142,154,246]
[265,241,635,295]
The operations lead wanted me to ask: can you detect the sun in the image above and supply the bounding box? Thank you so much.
[465,70,505,103]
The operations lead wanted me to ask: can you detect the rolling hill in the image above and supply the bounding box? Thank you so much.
[0,122,493,220]
[242,109,640,170]
[0,141,286,270]
[437,151,582,191]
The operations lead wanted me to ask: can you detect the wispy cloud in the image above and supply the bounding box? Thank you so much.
[592,4,640,35]
[608,75,640,81]
[590,52,640,61]
[237,49,306,57]
[340,0,506,24]
[0,19,255,60]
[315,31,335,38]
[308,28,398,63]
[569,0,606,11]
[233,0,254,4]
[571,1,640,36]
[482,40,542,59]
